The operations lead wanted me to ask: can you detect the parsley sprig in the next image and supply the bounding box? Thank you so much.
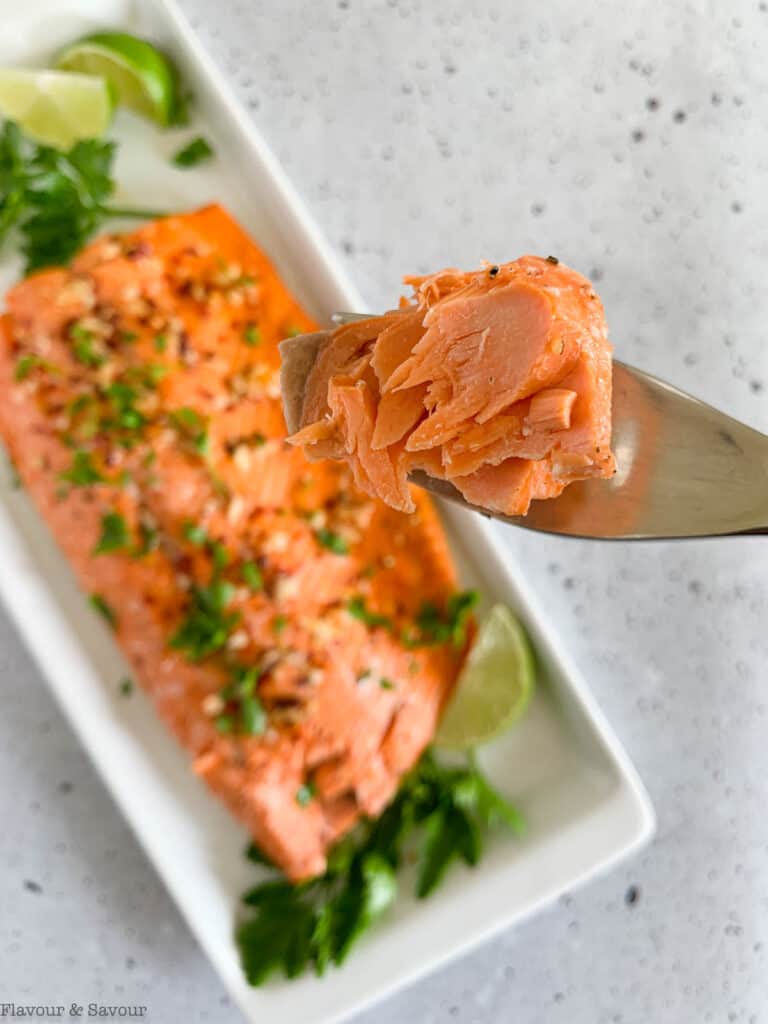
[236,749,523,985]
[0,121,165,274]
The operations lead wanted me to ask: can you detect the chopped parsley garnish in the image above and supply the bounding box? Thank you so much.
[170,577,241,661]
[403,590,479,649]
[379,678,395,690]
[272,614,288,635]
[315,528,349,555]
[182,521,208,546]
[181,522,228,571]
[89,593,117,629]
[68,394,93,416]
[237,749,524,985]
[169,406,209,456]
[134,521,158,557]
[70,323,104,368]
[215,666,266,736]
[0,122,165,274]
[144,363,168,387]
[285,324,302,338]
[170,406,205,431]
[59,450,104,486]
[65,394,99,442]
[212,542,230,571]
[14,353,39,380]
[172,136,214,168]
[94,511,130,555]
[295,781,316,807]
[154,334,167,353]
[103,380,148,440]
[118,677,133,697]
[241,561,263,592]
[240,694,267,735]
[242,323,261,346]
[356,668,371,683]
[120,330,138,343]
[346,595,392,631]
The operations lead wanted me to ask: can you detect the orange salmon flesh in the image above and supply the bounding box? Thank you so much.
[288,258,616,516]
[0,205,467,881]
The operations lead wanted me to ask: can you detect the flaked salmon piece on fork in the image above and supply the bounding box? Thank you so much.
[283,256,616,518]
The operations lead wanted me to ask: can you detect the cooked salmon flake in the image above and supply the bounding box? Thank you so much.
[0,204,466,882]
[288,255,616,518]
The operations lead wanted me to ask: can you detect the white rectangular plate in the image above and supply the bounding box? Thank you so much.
[0,2,655,1022]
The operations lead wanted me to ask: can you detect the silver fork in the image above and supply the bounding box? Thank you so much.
[281,312,768,540]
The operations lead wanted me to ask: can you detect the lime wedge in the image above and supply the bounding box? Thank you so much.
[0,69,113,149]
[56,32,179,126]
[436,603,535,749]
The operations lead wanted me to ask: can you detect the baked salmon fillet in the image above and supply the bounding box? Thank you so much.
[284,257,616,517]
[0,204,467,881]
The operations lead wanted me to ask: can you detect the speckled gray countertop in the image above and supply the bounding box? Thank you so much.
[2,1,768,1021]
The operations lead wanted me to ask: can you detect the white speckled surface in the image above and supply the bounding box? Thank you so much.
[2,1,768,1021]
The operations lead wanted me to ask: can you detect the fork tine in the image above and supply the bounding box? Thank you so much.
[331,310,372,325]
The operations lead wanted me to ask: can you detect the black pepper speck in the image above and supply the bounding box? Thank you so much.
[625,884,640,906]
[23,879,42,894]
[646,97,660,111]
[673,109,687,123]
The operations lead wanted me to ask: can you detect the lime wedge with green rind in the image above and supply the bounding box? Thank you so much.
[436,603,535,749]
[55,31,179,126]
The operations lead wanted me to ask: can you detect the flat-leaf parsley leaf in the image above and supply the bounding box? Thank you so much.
[236,749,523,984]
